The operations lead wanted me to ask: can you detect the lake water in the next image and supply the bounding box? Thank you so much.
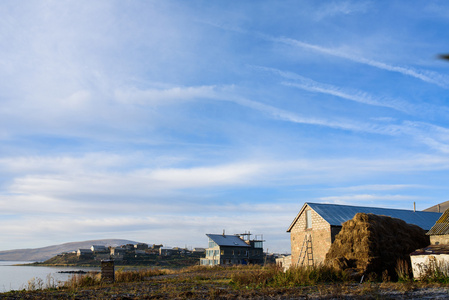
[0,261,99,292]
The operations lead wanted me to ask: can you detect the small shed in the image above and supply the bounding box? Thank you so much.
[411,208,449,279]
[410,245,449,279]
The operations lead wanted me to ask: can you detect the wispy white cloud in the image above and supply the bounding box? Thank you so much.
[270,36,449,88]
[318,194,421,203]
[313,1,371,20]
[0,203,295,252]
[255,66,416,114]
[114,85,218,106]
[330,184,426,192]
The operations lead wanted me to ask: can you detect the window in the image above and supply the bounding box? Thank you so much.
[254,241,263,248]
[306,210,312,229]
[208,238,218,248]
[221,250,224,255]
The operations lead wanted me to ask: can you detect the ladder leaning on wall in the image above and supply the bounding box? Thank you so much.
[297,233,314,266]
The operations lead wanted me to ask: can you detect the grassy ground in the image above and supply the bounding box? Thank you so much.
[1,264,449,299]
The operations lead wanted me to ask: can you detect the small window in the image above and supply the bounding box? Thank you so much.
[254,241,263,248]
[306,210,312,229]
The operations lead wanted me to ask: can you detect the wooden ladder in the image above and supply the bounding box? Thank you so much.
[297,234,314,266]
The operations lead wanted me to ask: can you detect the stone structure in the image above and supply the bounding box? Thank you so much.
[101,260,115,283]
[427,208,449,245]
[288,205,338,265]
[134,243,149,250]
[77,248,93,257]
[287,202,441,267]
[410,208,449,279]
[275,255,291,271]
[159,247,179,256]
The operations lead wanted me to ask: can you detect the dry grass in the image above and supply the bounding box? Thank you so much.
[230,264,350,288]
[3,263,449,299]
[326,213,430,279]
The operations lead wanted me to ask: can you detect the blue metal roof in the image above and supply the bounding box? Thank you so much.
[294,203,441,231]
[206,234,250,247]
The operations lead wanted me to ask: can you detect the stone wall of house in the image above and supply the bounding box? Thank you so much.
[430,234,449,245]
[290,206,332,265]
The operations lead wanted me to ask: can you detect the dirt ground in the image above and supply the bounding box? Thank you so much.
[1,270,449,299]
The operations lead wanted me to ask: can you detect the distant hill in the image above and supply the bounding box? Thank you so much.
[0,239,140,262]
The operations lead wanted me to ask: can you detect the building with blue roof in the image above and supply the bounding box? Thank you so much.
[200,232,264,266]
[287,202,442,267]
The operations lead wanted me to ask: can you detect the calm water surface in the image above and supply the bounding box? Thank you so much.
[0,261,99,292]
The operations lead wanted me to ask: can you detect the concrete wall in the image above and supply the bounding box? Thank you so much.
[276,255,292,271]
[411,254,449,279]
[290,205,333,265]
[430,234,449,245]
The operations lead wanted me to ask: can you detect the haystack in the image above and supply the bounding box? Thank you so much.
[325,213,429,277]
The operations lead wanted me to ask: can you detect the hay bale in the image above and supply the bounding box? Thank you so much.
[325,213,429,277]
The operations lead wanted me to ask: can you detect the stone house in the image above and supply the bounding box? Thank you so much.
[134,243,149,250]
[288,202,441,267]
[110,247,126,260]
[193,247,206,254]
[77,248,93,258]
[200,233,264,266]
[159,247,178,256]
[411,208,449,278]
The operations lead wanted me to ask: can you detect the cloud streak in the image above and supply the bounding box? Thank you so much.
[272,36,449,88]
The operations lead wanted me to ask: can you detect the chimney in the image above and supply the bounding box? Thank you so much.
[413,202,416,212]
[438,204,441,213]
[223,229,225,236]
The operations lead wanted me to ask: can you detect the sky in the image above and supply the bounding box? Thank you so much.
[1,1,449,253]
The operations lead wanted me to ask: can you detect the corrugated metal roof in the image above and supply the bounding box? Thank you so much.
[206,234,250,247]
[306,203,441,231]
[424,200,449,213]
[426,208,449,235]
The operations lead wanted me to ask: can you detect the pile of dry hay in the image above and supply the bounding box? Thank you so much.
[325,213,429,278]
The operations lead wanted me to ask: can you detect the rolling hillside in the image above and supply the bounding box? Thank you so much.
[0,239,139,262]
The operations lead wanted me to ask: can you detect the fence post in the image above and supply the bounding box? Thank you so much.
[101,259,115,283]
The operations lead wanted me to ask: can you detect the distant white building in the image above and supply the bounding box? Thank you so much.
[91,245,108,253]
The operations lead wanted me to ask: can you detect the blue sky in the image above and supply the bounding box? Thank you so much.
[1,1,449,253]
